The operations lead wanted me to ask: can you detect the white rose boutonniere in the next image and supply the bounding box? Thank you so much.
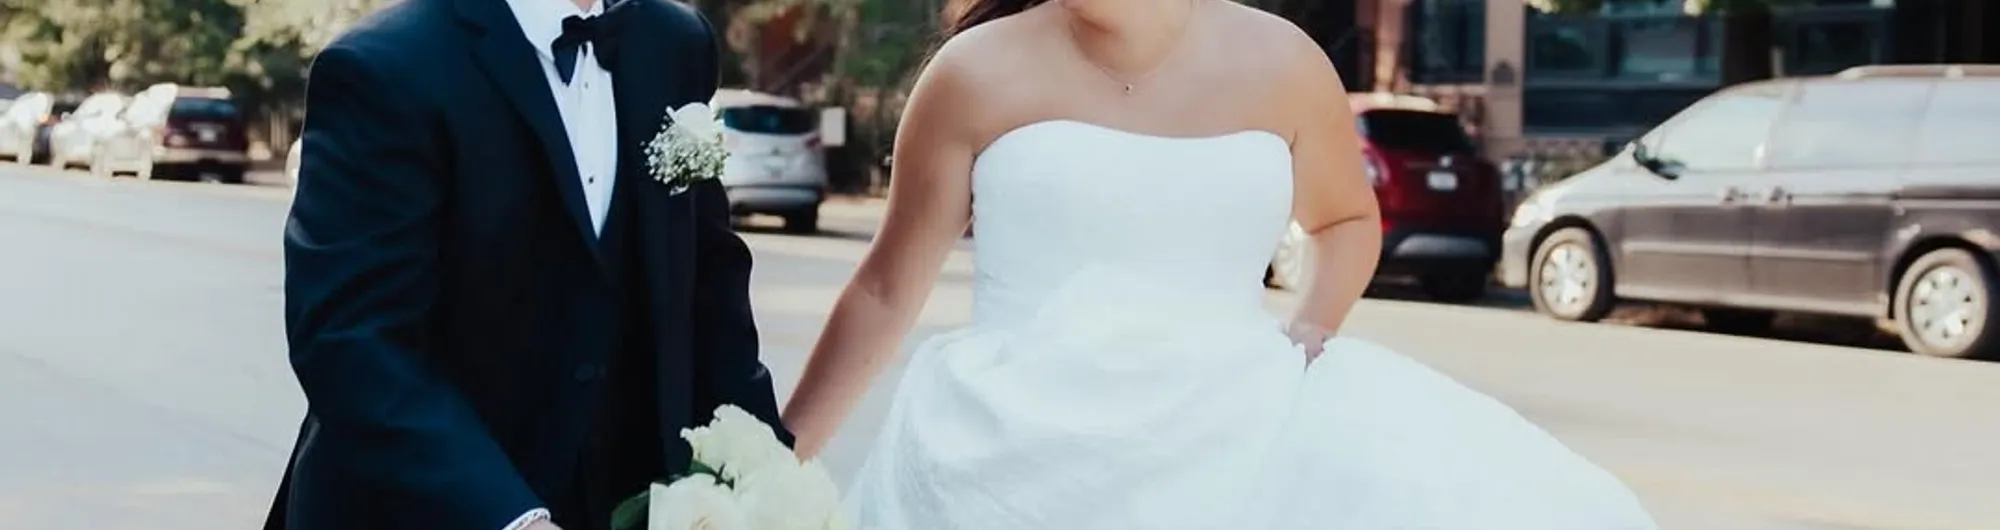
[645,102,730,195]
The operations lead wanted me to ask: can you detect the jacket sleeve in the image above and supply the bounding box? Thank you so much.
[283,45,543,529]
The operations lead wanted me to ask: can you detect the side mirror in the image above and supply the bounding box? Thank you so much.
[1629,142,1681,181]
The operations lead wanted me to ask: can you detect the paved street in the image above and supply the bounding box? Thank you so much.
[2,165,1997,530]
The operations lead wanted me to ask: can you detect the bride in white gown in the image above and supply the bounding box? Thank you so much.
[779,0,1659,528]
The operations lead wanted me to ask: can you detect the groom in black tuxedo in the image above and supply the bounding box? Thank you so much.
[266,0,789,529]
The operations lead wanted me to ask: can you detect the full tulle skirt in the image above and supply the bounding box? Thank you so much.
[844,268,1658,530]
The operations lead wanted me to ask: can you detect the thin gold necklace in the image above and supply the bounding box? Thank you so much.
[1066,0,1199,96]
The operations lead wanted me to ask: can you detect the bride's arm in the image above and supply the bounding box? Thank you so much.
[783,50,981,458]
[1283,38,1383,340]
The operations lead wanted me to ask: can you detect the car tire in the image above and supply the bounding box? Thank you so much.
[1700,308,1776,335]
[215,170,246,184]
[783,206,819,234]
[1893,248,2000,359]
[1420,272,1489,303]
[1529,227,1616,322]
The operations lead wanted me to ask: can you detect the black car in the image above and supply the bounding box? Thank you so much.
[1501,64,2000,359]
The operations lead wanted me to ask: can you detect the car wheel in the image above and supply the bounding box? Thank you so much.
[1893,248,1999,359]
[783,206,819,234]
[1700,308,1776,335]
[1420,271,1489,303]
[1267,222,1313,291]
[1529,227,1616,322]
[215,170,246,184]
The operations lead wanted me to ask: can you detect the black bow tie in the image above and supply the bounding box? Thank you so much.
[552,12,619,84]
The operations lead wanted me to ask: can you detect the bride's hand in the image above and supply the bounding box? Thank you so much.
[1284,321,1331,362]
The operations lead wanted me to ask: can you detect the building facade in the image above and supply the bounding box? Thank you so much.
[1341,0,2000,159]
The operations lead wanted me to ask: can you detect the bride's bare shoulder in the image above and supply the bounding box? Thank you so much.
[905,13,1056,145]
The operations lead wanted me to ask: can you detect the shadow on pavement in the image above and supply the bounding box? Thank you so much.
[1362,284,1908,353]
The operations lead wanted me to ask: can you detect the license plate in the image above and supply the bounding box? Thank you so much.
[1426,170,1458,191]
[197,129,218,142]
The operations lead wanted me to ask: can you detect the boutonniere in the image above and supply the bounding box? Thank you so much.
[645,102,729,195]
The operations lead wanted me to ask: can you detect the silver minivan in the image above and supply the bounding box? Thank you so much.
[712,89,832,234]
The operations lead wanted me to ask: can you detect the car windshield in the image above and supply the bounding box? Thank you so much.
[172,96,242,119]
[171,97,241,120]
[719,105,816,135]
[1357,109,1475,153]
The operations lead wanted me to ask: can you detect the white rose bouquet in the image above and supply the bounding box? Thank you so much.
[645,102,730,195]
[610,405,850,530]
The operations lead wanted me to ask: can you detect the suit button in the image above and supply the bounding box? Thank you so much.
[573,364,602,382]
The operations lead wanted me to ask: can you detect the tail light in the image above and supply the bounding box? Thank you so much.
[1361,148,1389,187]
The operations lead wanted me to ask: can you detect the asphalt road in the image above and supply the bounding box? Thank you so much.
[2,165,1997,530]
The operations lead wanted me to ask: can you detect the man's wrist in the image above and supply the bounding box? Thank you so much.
[502,508,552,530]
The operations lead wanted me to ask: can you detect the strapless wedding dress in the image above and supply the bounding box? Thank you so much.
[843,120,1657,529]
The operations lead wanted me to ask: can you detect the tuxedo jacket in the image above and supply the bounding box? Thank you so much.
[266,0,788,528]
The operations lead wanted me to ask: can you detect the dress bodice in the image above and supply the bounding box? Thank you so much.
[968,120,1296,326]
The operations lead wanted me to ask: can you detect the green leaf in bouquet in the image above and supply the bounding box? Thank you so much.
[692,456,724,476]
[609,486,651,530]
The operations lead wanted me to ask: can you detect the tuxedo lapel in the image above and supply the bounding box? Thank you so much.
[459,0,603,257]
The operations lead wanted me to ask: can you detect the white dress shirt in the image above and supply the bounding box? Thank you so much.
[498,3,620,529]
[508,0,621,237]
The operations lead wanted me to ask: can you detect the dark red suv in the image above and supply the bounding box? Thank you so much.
[1267,94,1504,302]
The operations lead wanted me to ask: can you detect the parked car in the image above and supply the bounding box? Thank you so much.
[0,92,80,164]
[1266,93,1504,302]
[712,89,828,233]
[1501,64,2000,358]
[46,92,129,169]
[90,84,249,182]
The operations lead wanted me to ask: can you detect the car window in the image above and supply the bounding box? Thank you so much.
[169,97,241,120]
[1355,110,1476,153]
[1911,80,2000,166]
[719,105,816,135]
[1650,84,1787,172]
[1766,80,1929,170]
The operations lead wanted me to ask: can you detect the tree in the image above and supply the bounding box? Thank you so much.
[1,0,243,91]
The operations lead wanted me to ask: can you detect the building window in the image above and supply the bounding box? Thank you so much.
[1405,0,1486,84]
[1527,9,1720,83]
[1527,19,1610,79]
[1612,17,1717,80]
[1777,6,1892,76]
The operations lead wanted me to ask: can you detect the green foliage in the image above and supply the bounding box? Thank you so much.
[832,0,931,90]
[2,0,244,91]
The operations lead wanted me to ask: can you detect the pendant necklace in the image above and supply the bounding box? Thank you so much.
[1067,0,1199,96]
